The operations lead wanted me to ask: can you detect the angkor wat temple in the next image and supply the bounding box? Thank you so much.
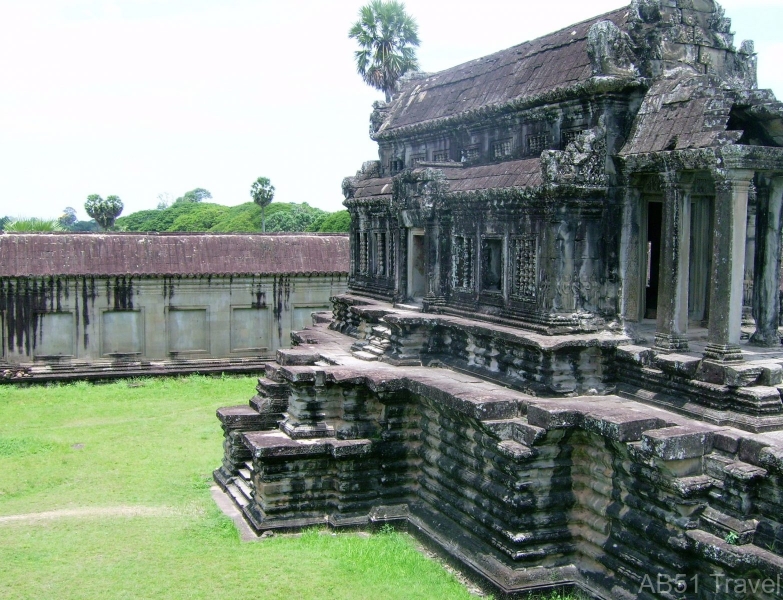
[216,2,783,597]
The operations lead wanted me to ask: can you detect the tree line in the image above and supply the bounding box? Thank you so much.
[1,186,349,233]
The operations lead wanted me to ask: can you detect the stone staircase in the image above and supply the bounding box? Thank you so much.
[225,461,254,509]
[350,324,392,361]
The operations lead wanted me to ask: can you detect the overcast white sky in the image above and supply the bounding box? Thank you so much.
[0,0,781,221]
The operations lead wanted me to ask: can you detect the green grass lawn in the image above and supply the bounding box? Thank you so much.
[0,376,478,600]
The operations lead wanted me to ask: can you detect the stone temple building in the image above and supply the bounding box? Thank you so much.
[216,1,783,597]
[0,232,347,380]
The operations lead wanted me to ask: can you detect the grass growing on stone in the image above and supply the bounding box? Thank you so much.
[0,376,477,600]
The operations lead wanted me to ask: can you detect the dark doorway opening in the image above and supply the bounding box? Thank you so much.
[645,201,662,319]
[409,231,426,300]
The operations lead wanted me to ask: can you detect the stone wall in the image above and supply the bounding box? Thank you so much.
[1,274,345,379]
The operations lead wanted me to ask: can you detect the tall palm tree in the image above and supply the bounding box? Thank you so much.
[349,0,420,103]
[250,177,275,233]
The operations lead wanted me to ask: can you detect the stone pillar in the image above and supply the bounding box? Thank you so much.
[425,220,439,299]
[704,169,755,362]
[619,185,643,323]
[742,185,757,329]
[750,176,783,346]
[655,172,691,352]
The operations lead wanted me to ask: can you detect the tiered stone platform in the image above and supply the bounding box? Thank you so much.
[215,306,783,599]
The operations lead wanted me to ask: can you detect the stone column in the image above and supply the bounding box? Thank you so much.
[425,220,439,299]
[750,176,783,346]
[618,185,643,323]
[655,172,692,352]
[704,169,755,362]
[742,185,757,328]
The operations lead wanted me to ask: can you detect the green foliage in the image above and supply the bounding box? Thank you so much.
[349,0,420,102]
[169,204,230,231]
[84,194,124,230]
[250,177,275,208]
[70,219,99,232]
[175,187,212,203]
[116,201,346,233]
[308,209,351,232]
[0,216,9,231]
[725,531,739,545]
[4,217,64,232]
[0,436,56,457]
[265,203,326,232]
[58,207,78,229]
[116,201,207,232]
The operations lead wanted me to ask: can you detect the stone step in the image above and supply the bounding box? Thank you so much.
[238,467,252,481]
[352,350,379,362]
[216,406,264,431]
[234,477,254,501]
[370,326,392,338]
[364,344,387,356]
[226,482,250,508]
[264,363,285,382]
[256,378,290,399]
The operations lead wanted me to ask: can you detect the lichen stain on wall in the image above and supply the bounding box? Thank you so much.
[162,276,176,302]
[73,277,97,350]
[250,277,268,310]
[272,275,291,341]
[107,276,134,310]
[0,276,88,354]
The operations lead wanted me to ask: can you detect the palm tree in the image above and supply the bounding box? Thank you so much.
[349,0,420,102]
[250,177,275,233]
[85,194,124,230]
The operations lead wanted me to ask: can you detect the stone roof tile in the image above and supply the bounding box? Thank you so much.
[352,176,393,200]
[437,159,543,193]
[379,7,629,135]
[0,233,349,277]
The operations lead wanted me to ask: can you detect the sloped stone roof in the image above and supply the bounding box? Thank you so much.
[621,72,740,155]
[375,7,629,137]
[422,159,543,193]
[621,71,783,155]
[0,233,349,277]
[352,176,393,200]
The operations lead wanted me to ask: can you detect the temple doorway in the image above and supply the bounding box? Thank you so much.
[408,228,426,300]
[645,200,662,319]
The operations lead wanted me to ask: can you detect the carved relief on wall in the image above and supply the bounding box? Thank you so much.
[451,235,475,291]
[511,236,538,301]
[358,231,369,275]
[541,122,607,187]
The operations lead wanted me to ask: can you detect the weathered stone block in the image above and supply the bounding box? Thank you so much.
[654,353,701,378]
[216,405,264,431]
[276,349,320,366]
[527,404,582,430]
[641,425,715,459]
[756,362,783,387]
[582,411,667,442]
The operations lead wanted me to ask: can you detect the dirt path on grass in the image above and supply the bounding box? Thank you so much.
[0,505,180,523]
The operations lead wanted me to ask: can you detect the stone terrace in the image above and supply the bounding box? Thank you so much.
[216,314,783,598]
